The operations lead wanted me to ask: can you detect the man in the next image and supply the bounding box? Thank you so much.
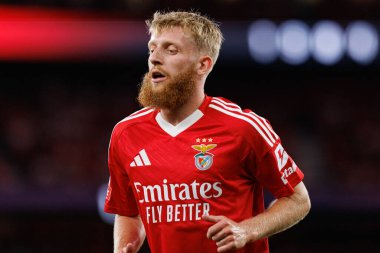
[104,11,311,253]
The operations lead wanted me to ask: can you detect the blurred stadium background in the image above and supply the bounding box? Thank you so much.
[0,0,379,252]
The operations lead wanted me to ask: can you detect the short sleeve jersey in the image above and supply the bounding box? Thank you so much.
[104,96,304,253]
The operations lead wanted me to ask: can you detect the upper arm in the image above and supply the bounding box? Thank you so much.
[252,141,305,199]
[269,181,311,215]
[289,182,311,211]
[115,214,144,232]
[104,128,139,216]
[114,215,146,253]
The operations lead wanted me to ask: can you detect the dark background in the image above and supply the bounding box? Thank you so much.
[0,0,379,252]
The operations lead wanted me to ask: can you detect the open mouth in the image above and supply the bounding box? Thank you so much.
[151,70,167,83]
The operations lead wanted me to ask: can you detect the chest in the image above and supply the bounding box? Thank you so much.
[123,123,251,187]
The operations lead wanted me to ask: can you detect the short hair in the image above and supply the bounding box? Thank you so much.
[146,11,224,64]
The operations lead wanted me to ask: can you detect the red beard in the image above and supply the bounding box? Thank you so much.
[137,65,197,111]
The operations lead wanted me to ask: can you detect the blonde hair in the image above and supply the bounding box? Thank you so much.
[146,11,224,64]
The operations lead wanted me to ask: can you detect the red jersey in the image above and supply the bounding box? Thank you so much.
[104,96,304,253]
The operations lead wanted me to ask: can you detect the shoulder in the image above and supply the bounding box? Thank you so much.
[208,97,279,148]
[112,107,155,139]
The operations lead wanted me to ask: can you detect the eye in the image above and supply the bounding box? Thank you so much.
[166,46,178,55]
[148,45,156,55]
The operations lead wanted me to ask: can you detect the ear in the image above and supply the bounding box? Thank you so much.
[197,55,213,75]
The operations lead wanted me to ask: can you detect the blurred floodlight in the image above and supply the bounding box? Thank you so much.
[346,21,379,65]
[310,21,345,65]
[247,20,278,64]
[277,20,310,65]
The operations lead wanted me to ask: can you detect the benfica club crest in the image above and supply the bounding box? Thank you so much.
[191,144,217,171]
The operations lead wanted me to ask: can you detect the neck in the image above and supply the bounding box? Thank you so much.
[160,89,205,126]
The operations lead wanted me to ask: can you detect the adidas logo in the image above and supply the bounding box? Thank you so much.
[130,149,151,167]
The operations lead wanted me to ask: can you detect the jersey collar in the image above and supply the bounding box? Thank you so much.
[155,95,211,137]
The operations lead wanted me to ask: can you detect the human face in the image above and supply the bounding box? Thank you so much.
[137,27,200,110]
[147,26,199,89]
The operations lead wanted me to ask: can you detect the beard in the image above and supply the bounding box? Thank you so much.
[137,65,197,111]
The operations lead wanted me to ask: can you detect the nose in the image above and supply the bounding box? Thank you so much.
[149,49,163,66]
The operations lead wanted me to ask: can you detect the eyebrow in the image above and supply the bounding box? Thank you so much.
[147,41,155,48]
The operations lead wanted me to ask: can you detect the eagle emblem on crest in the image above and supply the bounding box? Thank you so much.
[191,144,217,171]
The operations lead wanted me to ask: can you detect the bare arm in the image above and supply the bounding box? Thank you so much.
[114,215,146,253]
[243,181,310,239]
[204,182,311,252]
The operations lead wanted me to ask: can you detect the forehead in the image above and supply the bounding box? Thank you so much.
[148,26,195,47]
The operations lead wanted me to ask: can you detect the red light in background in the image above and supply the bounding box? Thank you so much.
[0,6,147,61]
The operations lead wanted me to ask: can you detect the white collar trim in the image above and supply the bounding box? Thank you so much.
[156,109,204,137]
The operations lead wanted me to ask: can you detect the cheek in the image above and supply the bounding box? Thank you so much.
[172,59,195,72]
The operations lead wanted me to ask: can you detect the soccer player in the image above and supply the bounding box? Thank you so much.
[104,11,311,253]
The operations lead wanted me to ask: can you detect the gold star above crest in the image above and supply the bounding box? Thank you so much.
[195,137,215,143]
